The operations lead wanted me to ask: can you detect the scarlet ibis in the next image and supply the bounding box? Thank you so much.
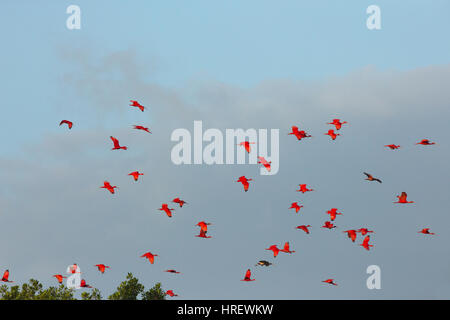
[196,221,211,232]
[343,230,357,242]
[297,184,314,193]
[360,235,373,251]
[363,172,382,183]
[289,202,303,213]
[288,126,312,140]
[130,100,145,112]
[322,279,337,286]
[327,119,347,130]
[238,141,255,153]
[133,125,151,133]
[416,139,435,145]
[385,144,400,150]
[265,245,280,258]
[172,198,187,207]
[1,270,14,283]
[59,120,73,129]
[141,252,158,264]
[356,228,374,236]
[53,274,67,284]
[325,129,340,140]
[280,242,295,254]
[237,176,252,192]
[80,279,92,288]
[128,171,144,181]
[257,157,271,172]
[241,269,255,282]
[255,260,272,267]
[196,229,212,238]
[166,290,178,297]
[158,204,174,217]
[322,221,336,229]
[418,228,435,235]
[95,264,110,274]
[100,181,117,194]
[295,225,311,234]
[165,269,181,274]
[110,136,127,150]
[327,208,343,221]
[394,192,414,204]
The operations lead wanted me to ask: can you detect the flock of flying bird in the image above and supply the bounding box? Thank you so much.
[0,101,438,297]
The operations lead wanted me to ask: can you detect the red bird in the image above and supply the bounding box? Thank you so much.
[195,229,212,238]
[288,126,312,140]
[128,171,144,181]
[257,157,271,172]
[280,242,295,254]
[416,139,435,146]
[322,279,337,286]
[1,270,13,283]
[110,136,127,150]
[297,184,314,193]
[133,125,151,134]
[265,245,280,258]
[418,228,435,235]
[165,269,181,274]
[172,198,187,207]
[80,279,92,288]
[241,269,255,282]
[343,230,357,242]
[289,202,303,213]
[95,264,110,274]
[327,119,347,130]
[322,221,336,229]
[360,235,373,251]
[196,221,211,232]
[364,172,382,183]
[53,274,67,284]
[100,181,117,194]
[166,290,178,297]
[130,100,145,112]
[237,176,252,192]
[327,208,343,221]
[238,141,255,153]
[394,192,414,204]
[141,252,158,264]
[325,129,340,140]
[356,228,374,236]
[59,120,73,129]
[158,204,174,217]
[385,144,400,150]
[295,225,311,234]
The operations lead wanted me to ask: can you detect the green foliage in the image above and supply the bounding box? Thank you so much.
[0,279,75,300]
[141,282,166,300]
[108,272,144,300]
[81,288,102,300]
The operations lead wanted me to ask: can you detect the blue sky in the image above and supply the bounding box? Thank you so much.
[0,1,449,299]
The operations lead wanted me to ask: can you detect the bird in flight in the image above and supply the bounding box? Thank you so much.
[237,176,252,192]
[288,126,312,141]
[255,260,272,267]
[394,192,414,204]
[289,202,303,213]
[128,171,144,181]
[238,141,255,153]
[80,279,92,288]
[166,290,178,297]
[95,264,110,274]
[1,270,14,283]
[100,181,117,194]
[297,184,314,193]
[322,279,337,286]
[53,274,67,284]
[158,204,174,217]
[195,229,212,238]
[418,228,435,235]
[133,125,152,134]
[130,100,145,112]
[241,269,255,282]
[172,198,187,208]
[363,172,382,183]
[356,228,374,236]
[360,235,373,251]
[280,242,295,254]
[196,221,211,232]
[415,139,435,146]
[141,252,158,264]
[165,269,181,274]
[322,221,336,230]
[327,119,347,130]
[385,144,400,150]
[327,208,343,221]
[110,136,127,150]
[295,225,311,234]
[266,245,280,258]
[343,230,357,242]
[257,157,271,172]
[325,129,340,140]
[59,120,73,129]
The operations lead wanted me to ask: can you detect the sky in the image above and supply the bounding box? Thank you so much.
[0,1,449,299]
